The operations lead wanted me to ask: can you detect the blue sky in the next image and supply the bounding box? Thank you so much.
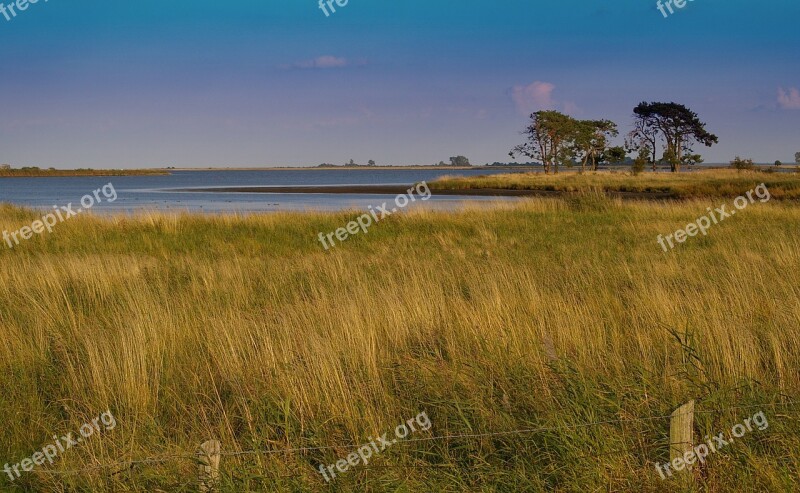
[0,0,798,167]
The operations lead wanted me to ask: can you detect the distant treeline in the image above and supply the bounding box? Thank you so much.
[486,161,541,167]
[317,156,475,168]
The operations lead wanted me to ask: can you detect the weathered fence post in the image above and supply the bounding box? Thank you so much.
[670,400,695,482]
[197,440,221,492]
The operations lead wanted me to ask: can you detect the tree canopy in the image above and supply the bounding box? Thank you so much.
[510,111,583,174]
[511,112,624,174]
[449,156,472,167]
[510,102,717,174]
[630,102,718,172]
[574,120,618,171]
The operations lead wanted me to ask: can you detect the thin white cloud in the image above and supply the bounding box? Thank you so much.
[511,81,580,115]
[512,81,556,114]
[778,87,800,110]
[295,56,348,69]
[284,56,367,70]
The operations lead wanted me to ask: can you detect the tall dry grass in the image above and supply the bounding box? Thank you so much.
[430,168,800,200]
[0,196,798,491]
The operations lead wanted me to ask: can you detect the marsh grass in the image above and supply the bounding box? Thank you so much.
[429,169,800,200]
[0,196,799,491]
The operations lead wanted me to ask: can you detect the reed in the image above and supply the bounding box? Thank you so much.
[0,196,798,491]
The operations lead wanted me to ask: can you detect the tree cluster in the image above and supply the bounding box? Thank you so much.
[434,156,472,167]
[509,111,625,174]
[511,102,719,174]
[627,102,717,172]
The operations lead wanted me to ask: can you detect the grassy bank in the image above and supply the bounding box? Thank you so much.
[0,197,799,492]
[0,168,169,178]
[430,169,800,200]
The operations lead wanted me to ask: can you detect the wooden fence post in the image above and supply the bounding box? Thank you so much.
[670,400,695,482]
[197,440,221,492]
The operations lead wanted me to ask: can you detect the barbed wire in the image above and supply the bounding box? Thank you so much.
[30,399,800,476]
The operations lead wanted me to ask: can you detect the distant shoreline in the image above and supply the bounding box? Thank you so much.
[0,169,169,178]
[152,165,736,171]
[1,164,785,177]
[168,184,675,199]
[0,166,519,177]
[165,166,502,171]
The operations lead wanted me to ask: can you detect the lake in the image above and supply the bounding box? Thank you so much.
[0,168,528,214]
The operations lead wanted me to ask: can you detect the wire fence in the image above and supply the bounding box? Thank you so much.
[27,399,800,477]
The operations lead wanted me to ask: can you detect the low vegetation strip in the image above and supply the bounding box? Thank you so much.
[0,167,168,177]
[1,197,798,491]
[429,169,800,200]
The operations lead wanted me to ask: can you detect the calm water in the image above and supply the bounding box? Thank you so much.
[0,169,528,213]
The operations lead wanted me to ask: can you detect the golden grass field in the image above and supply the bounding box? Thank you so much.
[1,176,799,491]
[429,168,800,200]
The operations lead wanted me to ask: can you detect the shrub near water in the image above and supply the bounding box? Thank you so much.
[0,199,799,491]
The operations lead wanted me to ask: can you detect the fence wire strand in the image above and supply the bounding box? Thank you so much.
[29,399,800,476]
